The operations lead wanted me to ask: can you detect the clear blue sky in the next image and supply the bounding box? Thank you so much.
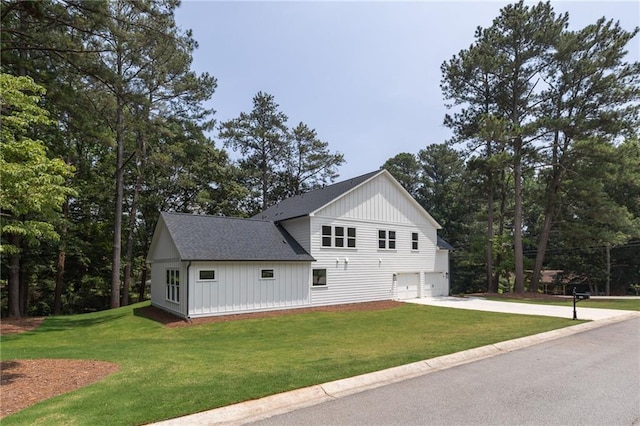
[174,1,640,179]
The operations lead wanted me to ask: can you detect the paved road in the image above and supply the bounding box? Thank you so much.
[253,317,640,426]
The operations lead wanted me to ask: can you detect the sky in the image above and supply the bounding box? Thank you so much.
[174,1,640,179]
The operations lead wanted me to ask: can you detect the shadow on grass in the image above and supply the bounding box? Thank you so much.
[133,305,187,326]
[35,312,129,333]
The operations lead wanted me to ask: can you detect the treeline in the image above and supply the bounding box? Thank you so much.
[1,0,342,317]
[383,2,640,295]
[1,1,639,318]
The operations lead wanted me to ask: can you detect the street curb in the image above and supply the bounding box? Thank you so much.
[151,312,640,426]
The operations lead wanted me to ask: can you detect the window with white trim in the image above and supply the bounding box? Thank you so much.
[412,232,419,250]
[313,269,327,286]
[321,226,356,248]
[166,269,180,303]
[261,269,275,279]
[378,230,396,250]
[198,270,216,280]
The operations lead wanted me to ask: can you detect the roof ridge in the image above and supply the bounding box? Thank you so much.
[162,211,272,223]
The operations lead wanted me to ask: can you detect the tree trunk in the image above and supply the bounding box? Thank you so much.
[513,137,525,293]
[8,235,21,318]
[19,258,29,315]
[605,244,611,296]
[122,164,141,306]
[531,133,563,293]
[110,92,124,309]
[486,171,497,293]
[137,265,148,302]
[54,197,69,315]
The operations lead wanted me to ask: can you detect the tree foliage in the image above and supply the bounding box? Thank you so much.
[440,0,640,294]
[220,92,344,214]
[0,74,75,317]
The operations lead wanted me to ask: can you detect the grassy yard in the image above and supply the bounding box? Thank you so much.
[2,301,581,425]
[483,296,640,311]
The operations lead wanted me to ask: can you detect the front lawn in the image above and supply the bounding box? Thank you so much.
[1,301,580,425]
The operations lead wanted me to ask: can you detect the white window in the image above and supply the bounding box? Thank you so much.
[335,226,345,247]
[313,269,327,286]
[261,269,275,279]
[347,227,356,248]
[166,269,180,303]
[198,270,216,280]
[412,233,419,250]
[378,230,396,250]
[321,226,356,248]
[322,226,332,247]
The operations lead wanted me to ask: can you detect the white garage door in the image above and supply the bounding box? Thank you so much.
[396,273,419,300]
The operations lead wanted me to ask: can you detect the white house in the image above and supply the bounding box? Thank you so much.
[146,169,451,318]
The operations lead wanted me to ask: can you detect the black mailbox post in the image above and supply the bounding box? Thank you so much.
[572,287,590,320]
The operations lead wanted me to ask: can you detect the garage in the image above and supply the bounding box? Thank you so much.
[396,273,420,300]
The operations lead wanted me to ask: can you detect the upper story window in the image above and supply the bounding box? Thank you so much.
[378,230,396,250]
[412,232,419,250]
[322,225,356,248]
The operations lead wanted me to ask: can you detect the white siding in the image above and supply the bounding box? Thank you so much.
[308,217,438,305]
[280,217,311,252]
[150,260,188,317]
[148,219,186,317]
[315,173,438,231]
[307,173,442,305]
[148,223,180,262]
[188,261,311,317]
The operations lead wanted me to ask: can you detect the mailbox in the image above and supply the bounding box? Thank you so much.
[575,292,590,300]
[572,288,590,320]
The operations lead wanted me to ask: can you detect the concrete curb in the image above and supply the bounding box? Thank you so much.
[151,311,640,426]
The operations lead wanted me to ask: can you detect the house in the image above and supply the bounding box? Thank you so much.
[146,169,451,318]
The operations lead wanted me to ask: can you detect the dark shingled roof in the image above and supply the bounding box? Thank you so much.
[161,212,314,261]
[253,170,382,221]
[437,236,454,250]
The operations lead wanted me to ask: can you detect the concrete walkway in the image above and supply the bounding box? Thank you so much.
[151,298,639,426]
[405,296,637,321]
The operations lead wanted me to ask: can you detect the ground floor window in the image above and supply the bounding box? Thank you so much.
[313,269,327,286]
[261,269,275,279]
[198,269,216,280]
[166,268,180,303]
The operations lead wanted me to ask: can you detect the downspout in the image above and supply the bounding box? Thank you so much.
[186,261,192,322]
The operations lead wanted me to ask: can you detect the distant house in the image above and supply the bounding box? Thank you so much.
[146,170,451,318]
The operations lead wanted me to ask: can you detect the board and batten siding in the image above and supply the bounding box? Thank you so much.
[149,260,188,318]
[306,173,441,306]
[147,222,189,317]
[188,261,311,317]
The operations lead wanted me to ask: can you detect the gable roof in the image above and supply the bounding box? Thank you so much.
[158,212,314,262]
[253,169,441,229]
[253,170,383,221]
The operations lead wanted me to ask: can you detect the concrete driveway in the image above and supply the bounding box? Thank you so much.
[405,296,637,321]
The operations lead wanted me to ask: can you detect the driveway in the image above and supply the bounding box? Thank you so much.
[405,296,636,321]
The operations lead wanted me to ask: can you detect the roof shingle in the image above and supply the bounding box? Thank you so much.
[253,170,381,221]
[161,212,314,261]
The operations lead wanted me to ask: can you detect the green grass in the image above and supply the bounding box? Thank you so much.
[483,296,640,311]
[2,302,581,425]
